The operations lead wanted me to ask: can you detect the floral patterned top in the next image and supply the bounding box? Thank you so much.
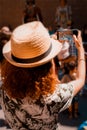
[0,83,74,130]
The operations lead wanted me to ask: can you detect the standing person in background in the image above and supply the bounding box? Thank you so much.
[0,26,11,74]
[55,0,72,30]
[0,21,86,130]
[23,0,43,23]
[61,60,80,119]
[0,26,11,61]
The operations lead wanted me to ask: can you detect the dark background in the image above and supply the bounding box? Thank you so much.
[0,0,87,30]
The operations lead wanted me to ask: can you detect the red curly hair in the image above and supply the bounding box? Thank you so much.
[1,60,57,100]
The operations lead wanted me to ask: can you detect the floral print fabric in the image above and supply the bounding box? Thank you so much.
[0,83,74,130]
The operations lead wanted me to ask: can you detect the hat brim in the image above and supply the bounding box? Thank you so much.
[3,38,62,68]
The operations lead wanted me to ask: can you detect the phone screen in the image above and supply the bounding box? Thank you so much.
[57,29,78,57]
[57,29,79,42]
[57,29,73,42]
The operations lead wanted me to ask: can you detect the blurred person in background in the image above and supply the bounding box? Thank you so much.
[55,0,72,30]
[23,0,43,23]
[61,60,80,119]
[0,26,11,73]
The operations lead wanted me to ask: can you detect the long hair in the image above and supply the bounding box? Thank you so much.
[1,60,57,100]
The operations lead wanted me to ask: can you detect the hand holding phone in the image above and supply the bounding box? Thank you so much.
[57,28,79,57]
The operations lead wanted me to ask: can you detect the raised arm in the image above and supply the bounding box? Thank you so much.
[69,31,86,96]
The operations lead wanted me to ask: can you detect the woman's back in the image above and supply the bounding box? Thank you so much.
[0,83,73,130]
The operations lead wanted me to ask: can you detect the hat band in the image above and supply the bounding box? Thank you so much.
[11,43,52,63]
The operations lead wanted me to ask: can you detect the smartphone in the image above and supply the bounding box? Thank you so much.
[57,29,79,41]
[57,29,73,42]
[57,28,78,57]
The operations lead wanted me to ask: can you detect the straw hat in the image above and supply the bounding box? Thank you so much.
[3,21,62,68]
